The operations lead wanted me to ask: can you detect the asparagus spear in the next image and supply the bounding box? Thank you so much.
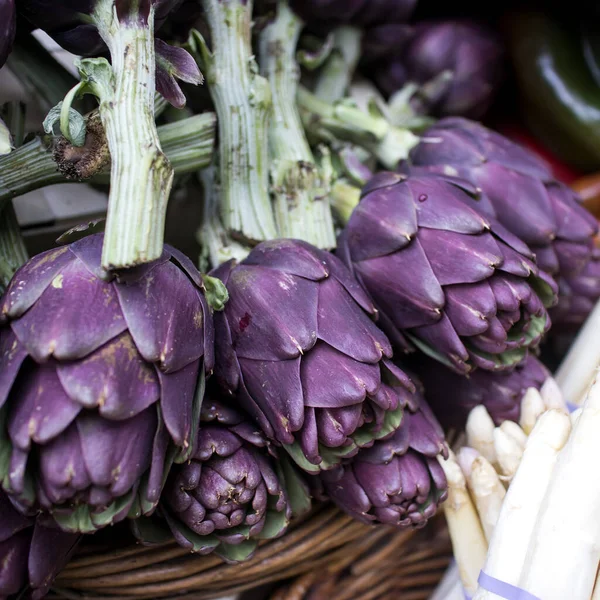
[519,374,600,599]
[466,406,497,466]
[473,410,571,599]
[499,421,528,450]
[493,428,523,484]
[438,450,488,597]
[519,388,546,435]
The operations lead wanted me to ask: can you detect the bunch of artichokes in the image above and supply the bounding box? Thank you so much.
[1,0,599,596]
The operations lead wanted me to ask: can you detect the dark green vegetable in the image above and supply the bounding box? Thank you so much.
[505,11,600,172]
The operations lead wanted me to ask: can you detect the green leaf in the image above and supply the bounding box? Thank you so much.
[283,441,321,474]
[43,101,87,147]
[278,456,312,517]
[529,274,558,308]
[202,274,229,311]
[216,539,258,564]
[405,333,463,372]
[256,507,288,540]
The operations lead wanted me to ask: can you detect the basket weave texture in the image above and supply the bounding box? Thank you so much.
[46,507,450,600]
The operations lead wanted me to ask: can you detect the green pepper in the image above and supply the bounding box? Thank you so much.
[504,11,600,172]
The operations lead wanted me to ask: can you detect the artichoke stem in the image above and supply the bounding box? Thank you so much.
[297,86,420,169]
[259,1,336,249]
[92,0,173,269]
[330,179,361,225]
[0,203,28,293]
[314,26,362,103]
[201,0,277,245]
[0,115,216,209]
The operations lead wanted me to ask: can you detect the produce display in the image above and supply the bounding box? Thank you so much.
[0,1,599,599]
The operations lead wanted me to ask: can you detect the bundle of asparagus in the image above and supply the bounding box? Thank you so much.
[433,297,600,600]
[432,390,572,598]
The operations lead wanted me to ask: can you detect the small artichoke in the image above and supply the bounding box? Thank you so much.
[318,389,448,527]
[0,0,15,68]
[213,239,416,473]
[0,234,215,532]
[402,117,600,327]
[0,491,80,599]
[373,20,504,119]
[136,397,310,563]
[337,172,557,374]
[410,354,552,428]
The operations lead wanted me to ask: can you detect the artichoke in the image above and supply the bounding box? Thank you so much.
[213,239,416,473]
[17,0,201,107]
[0,233,215,532]
[337,172,557,374]
[372,20,503,119]
[290,0,417,28]
[0,490,80,599]
[402,117,600,327]
[138,397,310,563]
[318,389,448,527]
[410,354,552,428]
[0,0,15,68]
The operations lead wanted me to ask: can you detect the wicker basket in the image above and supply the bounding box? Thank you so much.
[46,506,451,600]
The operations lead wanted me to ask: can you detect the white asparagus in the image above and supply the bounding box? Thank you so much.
[519,388,545,435]
[429,562,465,600]
[555,298,600,406]
[499,421,527,450]
[493,428,523,484]
[456,446,480,478]
[571,407,583,428]
[466,456,506,543]
[540,376,567,412]
[438,451,488,597]
[519,372,600,599]
[473,409,571,600]
[466,406,497,466]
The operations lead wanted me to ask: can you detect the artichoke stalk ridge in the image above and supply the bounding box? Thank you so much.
[0,234,216,533]
[402,117,600,328]
[317,389,448,528]
[373,20,504,119]
[0,490,80,600]
[0,0,15,68]
[212,238,419,474]
[134,398,311,563]
[410,354,552,429]
[337,171,558,375]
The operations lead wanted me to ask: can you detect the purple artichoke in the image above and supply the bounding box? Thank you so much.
[0,233,215,532]
[372,20,503,119]
[17,0,201,108]
[290,0,417,28]
[139,398,310,563]
[337,172,558,375]
[0,0,15,68]
[409,354,551,428]
[213,239,417,474]
[402,117,600,328]
[0,490,80,599]
[318,391,448,527]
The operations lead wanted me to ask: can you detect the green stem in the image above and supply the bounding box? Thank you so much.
[198,164,251,270]
[297,86,420,169]
[314,26,362,103]
[330,179,361,225]
[90,0,173,269]
[0,203,28,293]
[0,114,217,210]
[259,1,335,249]
[200,0,277,244]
